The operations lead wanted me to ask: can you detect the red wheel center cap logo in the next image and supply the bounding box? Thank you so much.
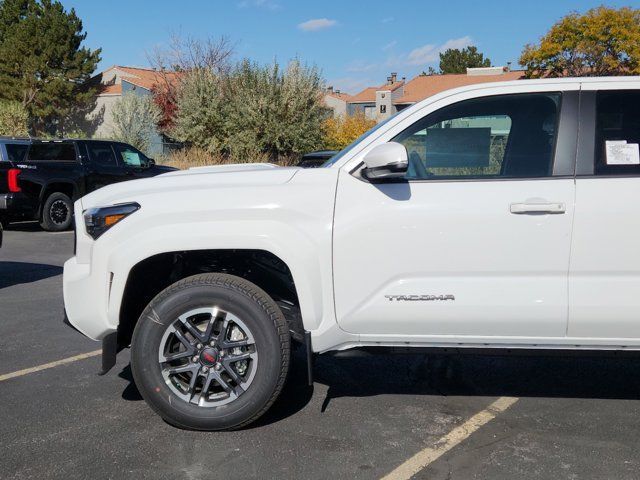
[200,348,218,366]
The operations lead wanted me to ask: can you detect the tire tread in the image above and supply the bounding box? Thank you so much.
[132,272,290,430]
[40,192,72,232]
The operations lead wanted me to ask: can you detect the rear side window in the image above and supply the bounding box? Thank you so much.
[393,93,560,180]
[594,90,640,175]
[27,143,76,162]
[86,142,117,167]
[5,144,28,162]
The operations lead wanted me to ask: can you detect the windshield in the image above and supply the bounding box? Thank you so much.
[322,114,398,167]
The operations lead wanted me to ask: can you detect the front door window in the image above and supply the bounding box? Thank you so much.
[114,144,148,168]
[393,93,560,180]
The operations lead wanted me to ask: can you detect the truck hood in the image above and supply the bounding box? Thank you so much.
[80,163,300,209]
[159,162,281,177]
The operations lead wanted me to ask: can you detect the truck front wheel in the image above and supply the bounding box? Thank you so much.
[40,192,73,231]
[131,273,290,430]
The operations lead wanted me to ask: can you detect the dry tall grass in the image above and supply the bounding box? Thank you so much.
[159,147,299,170]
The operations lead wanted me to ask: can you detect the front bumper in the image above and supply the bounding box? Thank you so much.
[63,256,115,341]
[63,310,119,375]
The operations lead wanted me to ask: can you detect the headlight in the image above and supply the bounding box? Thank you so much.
[84,202,140,240]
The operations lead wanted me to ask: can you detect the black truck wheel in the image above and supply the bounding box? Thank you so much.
[40,192,73,231]
[131,273,290,430]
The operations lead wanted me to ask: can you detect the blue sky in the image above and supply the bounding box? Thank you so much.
[64,0,640,95]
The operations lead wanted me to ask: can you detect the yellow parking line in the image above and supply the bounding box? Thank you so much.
[381,396,519,480]
[0,349,102,382]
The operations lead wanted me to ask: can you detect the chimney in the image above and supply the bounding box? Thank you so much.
[335,89,341,94]
[401,76,406,82]
[506,62,512,72]
[390,72,397,83]
[327,86,334,93]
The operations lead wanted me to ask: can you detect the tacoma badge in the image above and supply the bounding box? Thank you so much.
[385,294,455,302]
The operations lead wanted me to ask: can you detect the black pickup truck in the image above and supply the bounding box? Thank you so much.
[0,138,176,231]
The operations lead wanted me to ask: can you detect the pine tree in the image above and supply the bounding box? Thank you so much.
[439,46,491,74]
[0,0,101,134]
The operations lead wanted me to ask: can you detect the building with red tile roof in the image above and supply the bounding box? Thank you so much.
[348,86,380,104]
[343,73,407,119]
[324,86,352,117]
[343,67,526,123]
[394,69,525,105]
[76,66,182,154]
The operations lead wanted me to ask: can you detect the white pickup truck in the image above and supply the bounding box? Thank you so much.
[64,76,640,430]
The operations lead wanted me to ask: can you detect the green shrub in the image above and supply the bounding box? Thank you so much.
[110,93,161,154]
[170,59,330,163]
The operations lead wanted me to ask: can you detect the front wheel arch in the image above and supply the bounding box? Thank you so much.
[37,181,76,216]
[118,249,303,350]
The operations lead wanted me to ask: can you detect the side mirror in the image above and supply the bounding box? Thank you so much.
[146,158,155,168]
[362,142,408,181]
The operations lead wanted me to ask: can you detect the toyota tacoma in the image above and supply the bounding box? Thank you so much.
[64,77,640,430]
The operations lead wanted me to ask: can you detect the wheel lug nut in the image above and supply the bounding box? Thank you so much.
[210,341,215,347]
[196,343,203,350]
[192,356,199,363]
[202,366,209,373]
[215,364,222,371]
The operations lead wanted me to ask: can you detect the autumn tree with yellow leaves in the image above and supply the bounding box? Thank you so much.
[323,112,376,151]
[520,6,640,78]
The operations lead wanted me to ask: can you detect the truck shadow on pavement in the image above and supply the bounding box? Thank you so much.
[117,348,640,429]
[0,261,63,288]
[315,353,640,412]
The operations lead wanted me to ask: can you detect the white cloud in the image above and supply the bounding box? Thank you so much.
[238,0,281,10]
[334,36,474,96]
[381,17,394,23]
[297,18,338,32]
[405,36,473,66]
[347,60,378,73]
[382,40,397,51]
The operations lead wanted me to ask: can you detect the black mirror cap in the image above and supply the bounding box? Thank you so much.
[362,161,408,182]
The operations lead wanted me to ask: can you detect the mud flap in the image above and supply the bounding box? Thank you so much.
[305,331,314,386]
[99,331,118,375]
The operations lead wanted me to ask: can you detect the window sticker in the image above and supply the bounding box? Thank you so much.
[605,140,640,165]
[123,151,142,166]
[424,127,491,168]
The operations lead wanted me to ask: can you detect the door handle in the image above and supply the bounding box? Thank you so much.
[510,202,565,214]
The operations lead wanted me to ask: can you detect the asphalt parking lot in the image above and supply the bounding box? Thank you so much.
[2,225,640,480]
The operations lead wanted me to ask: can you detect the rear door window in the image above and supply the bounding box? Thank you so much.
[86,142,118,167]
[5,144,28,162]
[594,90,640,175]
[27,143,77,162]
